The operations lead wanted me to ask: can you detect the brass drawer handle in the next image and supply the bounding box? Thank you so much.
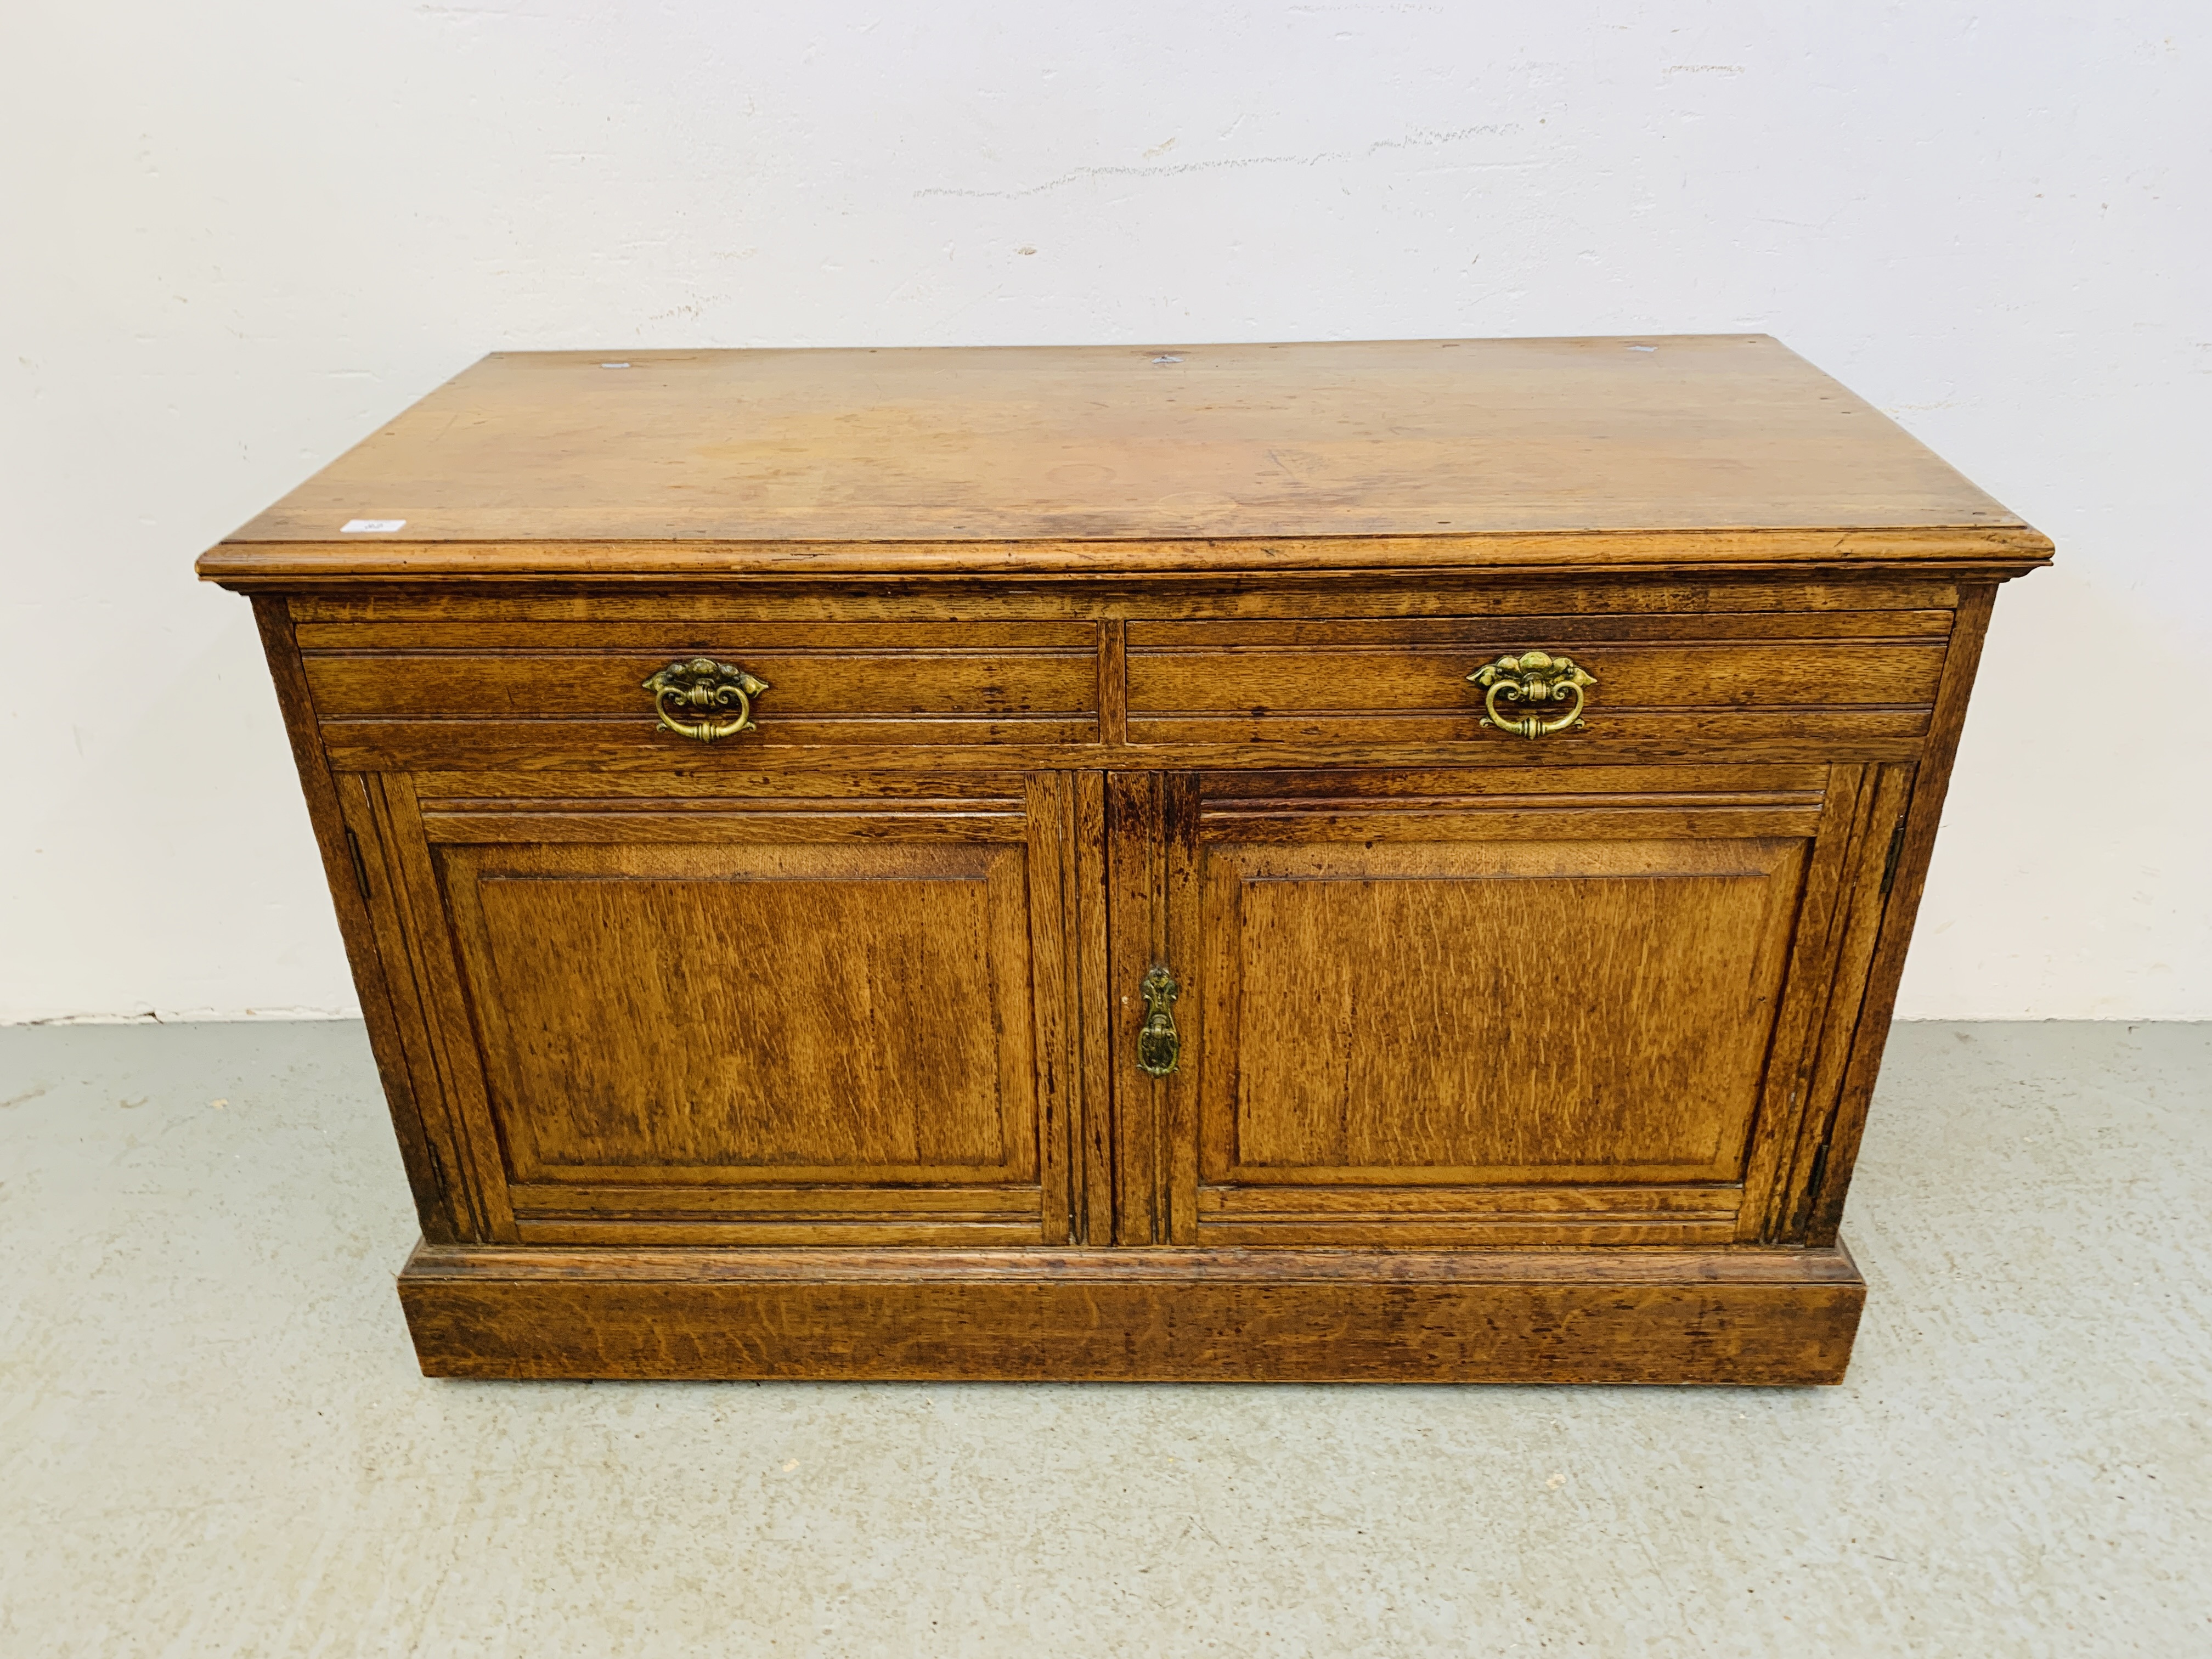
[1136,965,1181,1077]
[642,657,771,742]
[1468,650,1595,739]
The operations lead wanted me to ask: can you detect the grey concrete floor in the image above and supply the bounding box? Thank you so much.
[1,1022,2206,1657]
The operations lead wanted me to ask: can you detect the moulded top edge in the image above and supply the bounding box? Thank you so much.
[199,524,2056,586]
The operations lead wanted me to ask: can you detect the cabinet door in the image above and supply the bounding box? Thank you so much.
[1124,765,1908,1247]
[349,771,1090,1246]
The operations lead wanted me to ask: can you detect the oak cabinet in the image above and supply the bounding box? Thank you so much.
[203,337,2048,1383]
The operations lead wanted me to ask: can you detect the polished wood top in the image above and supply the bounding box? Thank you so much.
[201,336,2049,582]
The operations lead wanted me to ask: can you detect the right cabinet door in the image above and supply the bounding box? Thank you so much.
[1165,763,1911,1248]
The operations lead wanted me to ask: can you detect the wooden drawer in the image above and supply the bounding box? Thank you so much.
[296,620,1101,761]
[1125,611,1951,751]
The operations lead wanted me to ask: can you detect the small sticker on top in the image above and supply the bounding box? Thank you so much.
[341,519,406,533]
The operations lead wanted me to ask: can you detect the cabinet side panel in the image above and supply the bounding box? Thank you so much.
[1807,584,2000,1243]
[249,596,456,1241]
[1773,764,1915,1239]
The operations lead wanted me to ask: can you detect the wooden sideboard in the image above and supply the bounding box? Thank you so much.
[201,336,2048,1384]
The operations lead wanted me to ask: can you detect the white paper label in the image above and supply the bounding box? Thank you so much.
[340,519,406,533]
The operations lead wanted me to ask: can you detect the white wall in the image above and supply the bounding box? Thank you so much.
[3,2,2205,1022]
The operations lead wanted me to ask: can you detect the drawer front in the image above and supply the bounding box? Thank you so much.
[1126,612,1951,751]
[298,620,1100,760]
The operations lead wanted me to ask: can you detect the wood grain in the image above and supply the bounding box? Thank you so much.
[382,783,1079,1246]
[1025,770,1080,1246]
[445,843,1029,1180]
[1120,710,1932,757]
[1729,765,1880,1240]
[249,600,456,1240]
[1195,763,1830,800]
[371,772,523,1242]
[296,619,1101,650]
[206,532,2046,586]
[338,774,493,1239]
[399,1241,1866,1384]
[1807,585,2004,1243]
[1129,639,1945,715]
[1105,771,1169,1243]
[202,338,2045,571]
[283,577,1971,624]
[1072,771,1114,1245]
[302,646,1097,720]
[320,721,1101,771]
[1190,831,1805,1227]
[1126,611,1956,646]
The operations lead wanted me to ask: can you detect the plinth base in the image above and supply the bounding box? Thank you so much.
[398,1242,1865,1385]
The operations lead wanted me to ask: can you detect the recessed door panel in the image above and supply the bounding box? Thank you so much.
[1132,766,1903,1248]
[450,842,1028,1181]
[371,773,1085,1247]
[1214,838,1805,1184]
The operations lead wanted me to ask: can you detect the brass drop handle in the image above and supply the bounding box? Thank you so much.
[1136,965,1180,1077]
[1468,650,1596,739]
[642,657,771,742]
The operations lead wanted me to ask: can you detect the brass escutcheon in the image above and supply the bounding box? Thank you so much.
[1467,650,1596,739]
[642,657,771,742]
[1136,965,1180,1077]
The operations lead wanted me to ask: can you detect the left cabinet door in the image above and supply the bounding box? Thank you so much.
[338,770,1090,1247]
